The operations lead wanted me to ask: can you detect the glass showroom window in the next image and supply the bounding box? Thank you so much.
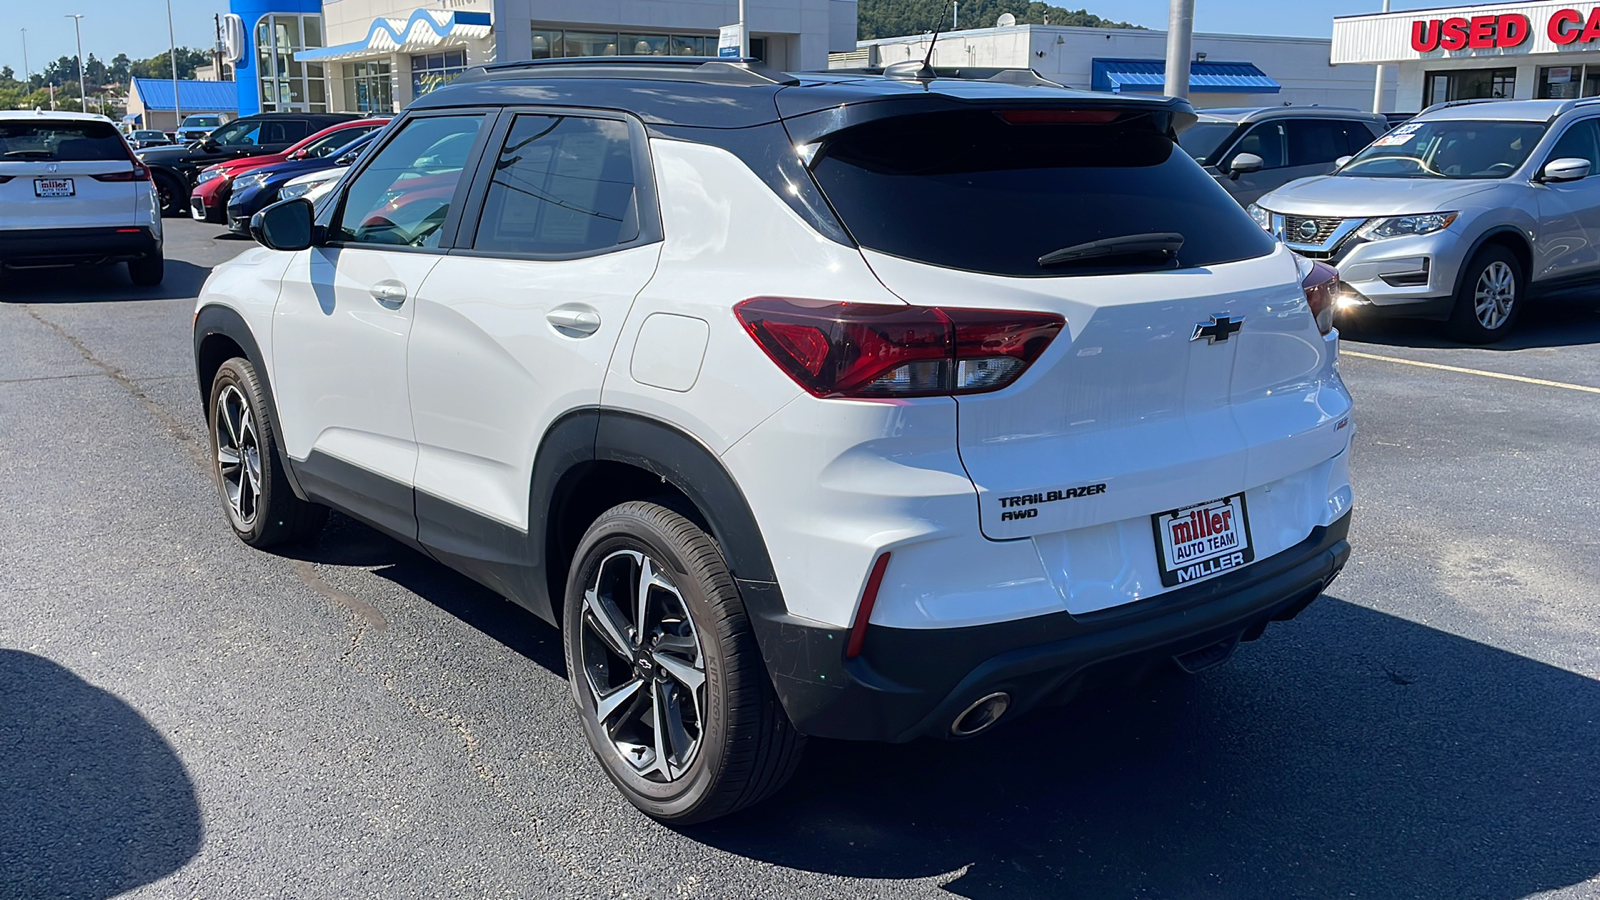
[344,60,393,113]
[411,50,469,98]
[529,28,717,59]
[256,13,328,112]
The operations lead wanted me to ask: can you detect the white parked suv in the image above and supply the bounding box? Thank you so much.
[0,111,163,284]
[193,58,1355,822]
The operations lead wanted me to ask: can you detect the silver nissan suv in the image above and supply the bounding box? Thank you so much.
[1250,98,1600,343]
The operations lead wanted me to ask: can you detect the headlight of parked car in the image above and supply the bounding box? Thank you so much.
[1356,212,1458,241]
[1246,203,1272,232]
[232,172,270,193]
[196,169,223,184]
[278,178,329,202]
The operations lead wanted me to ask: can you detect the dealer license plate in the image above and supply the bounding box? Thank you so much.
[1152,494,1254,587]
[34,178,74,198]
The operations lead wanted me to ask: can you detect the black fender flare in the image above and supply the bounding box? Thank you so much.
[1457,225,1534,291]
[192,303,307,499]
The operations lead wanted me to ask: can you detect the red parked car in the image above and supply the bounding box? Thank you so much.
[189,117,390,223]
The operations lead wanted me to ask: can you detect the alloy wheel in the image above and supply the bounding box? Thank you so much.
[579,549,707,782]
[214,384,262,526]
[1473,260,1515,330]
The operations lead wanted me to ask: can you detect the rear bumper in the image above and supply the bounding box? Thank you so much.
[751,510,1351,742]
[0,226,161,266]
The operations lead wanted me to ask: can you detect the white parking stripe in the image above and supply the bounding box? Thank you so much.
[1343,349,1600,395]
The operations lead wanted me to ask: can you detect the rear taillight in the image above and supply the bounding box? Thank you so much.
[1301,260,1338,336]
[734,297,1064,399]
[92,166,151,182]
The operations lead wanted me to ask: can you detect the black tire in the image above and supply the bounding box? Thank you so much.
[207,358,327,548]
[127,251,164,286]
[562,501,804,824]
[153,171,186,217]
[1446,244,1523,344]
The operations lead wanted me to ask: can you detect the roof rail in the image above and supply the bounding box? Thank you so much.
[1416,97,1505,115]
[826,65,1063,87]
[457,56,800,87]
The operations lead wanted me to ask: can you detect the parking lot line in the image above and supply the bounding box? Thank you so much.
[1343,349,1600,395]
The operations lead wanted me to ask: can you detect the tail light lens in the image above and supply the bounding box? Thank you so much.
[92,166,151,182]
[734,298,1064,399]
[1301,260,1339,336]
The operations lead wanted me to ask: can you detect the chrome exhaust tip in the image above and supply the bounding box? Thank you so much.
[950,692,1011,738]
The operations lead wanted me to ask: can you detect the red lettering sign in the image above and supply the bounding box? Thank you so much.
[1439,17,1470,50]
[1551,8,1583,44]
[1404,11,1537,50]
[1412,19,1441,52]
[1581,7,1600,41]
[1468,15,1497,47]
[1500,14,1531,46]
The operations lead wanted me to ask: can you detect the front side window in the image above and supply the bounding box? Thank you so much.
[1547,119,1600,172]
[1176,122,1239,165]
[1229,122,1287,169]
[1284,119,1375,167]
[472,114,640,255]
[809,110,1275,278]
[208,119,265,146]
[1340,120,1548,179]
[332,114,485,249]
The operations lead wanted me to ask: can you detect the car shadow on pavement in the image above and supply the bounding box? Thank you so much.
[1341,289,1600,350]
[686,596,1600,899]
[0,650,202,899]
[0,260,212,304]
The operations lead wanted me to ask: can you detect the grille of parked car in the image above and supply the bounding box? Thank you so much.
[1283,215,1344,246]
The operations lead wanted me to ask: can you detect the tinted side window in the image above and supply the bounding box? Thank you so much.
[264,120,310,143]
[810,110,1275,278]
[1231,122,1287,169]
[1549,119,1600,172]
[333,114,486,249]
[472,114,640,255]
[212,120,264,146]
[1285,120,1348,167]
[1344,122,1382,156]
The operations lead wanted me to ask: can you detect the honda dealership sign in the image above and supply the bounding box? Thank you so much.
[1333,1,1600,63]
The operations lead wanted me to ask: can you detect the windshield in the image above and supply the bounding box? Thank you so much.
[184,116,221,128]
[1177,122,1240,164]
[1340,120,1547,179]
[809,110,1274,278]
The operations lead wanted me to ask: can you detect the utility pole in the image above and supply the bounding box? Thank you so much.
[953,1,959,30]
[738,0,749,57]
[167,0,182,132]
[20,29,29,86]
[66,15,86,113]
[1372,0,1391,113]
[1163,0,1195,99]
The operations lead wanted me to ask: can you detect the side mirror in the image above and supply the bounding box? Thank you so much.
[1228,152,1265,177]
[1541,157,1591,183]
[252,198,316,251]
[201,139,220,153]
[290,148,307,160]
[1334,155,1353,169]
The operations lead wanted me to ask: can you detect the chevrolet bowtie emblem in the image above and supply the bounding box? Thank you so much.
[1192,315,1243,344]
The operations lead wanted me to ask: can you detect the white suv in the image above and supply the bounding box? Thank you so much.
[193,58,1355,823]
[0,111,163,284]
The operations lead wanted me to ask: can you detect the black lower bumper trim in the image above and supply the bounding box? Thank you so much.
[747,511,1352,742]
[0,226,160,266]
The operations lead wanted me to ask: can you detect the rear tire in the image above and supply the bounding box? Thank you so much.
[127,251,164,286]
[207,358,327,548]
[1446,245,1523,344]
[562,501,804,824]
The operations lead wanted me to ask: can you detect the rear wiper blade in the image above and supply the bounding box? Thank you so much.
[1038,232,1184,267]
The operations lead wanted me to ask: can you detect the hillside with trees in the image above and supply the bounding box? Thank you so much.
[859,0,1145,39]
[0,48,212,113]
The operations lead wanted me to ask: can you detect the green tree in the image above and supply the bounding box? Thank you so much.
[110,53,132,86]
[858,0,1143,40]
[130,48,210,81]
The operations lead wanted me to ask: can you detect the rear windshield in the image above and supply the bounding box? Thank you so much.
[0,120,128,162]
[809,110,1276,278]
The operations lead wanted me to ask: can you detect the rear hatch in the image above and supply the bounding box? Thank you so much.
[804,103,1351,597]
[0,118,140,230]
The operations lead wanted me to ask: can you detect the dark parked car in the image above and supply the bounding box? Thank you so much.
[1177,107,1388,206]
[226,131,380,234]
[127,129,173,149]
[136,112,356,215]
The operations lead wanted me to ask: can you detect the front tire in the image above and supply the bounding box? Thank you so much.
[153,171,186,217]
[207,358,327,548]
[1447,245,1523,344]
[562,501,804,824]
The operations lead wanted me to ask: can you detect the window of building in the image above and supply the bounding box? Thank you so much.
[411,50,469,98]
[255,13,328,113]
[528,27,717,60]
[473,114,640,255]
[1423,68,1516,106]
[344,60,393,114]
[1538,65,1600,100]
[333,114,486,249]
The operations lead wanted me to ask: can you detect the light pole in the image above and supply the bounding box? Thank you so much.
[66,15,86,113]
[1372,0,1392,113]
[166,0,181,133]
[1163,0,1195,99]
[19,28,29,87]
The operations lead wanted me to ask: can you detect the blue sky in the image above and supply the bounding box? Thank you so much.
[4,0,1455,76]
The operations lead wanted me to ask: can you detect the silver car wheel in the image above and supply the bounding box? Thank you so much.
[579,549,707,783]
[213,384,262,527]
[1473,260,1515,330]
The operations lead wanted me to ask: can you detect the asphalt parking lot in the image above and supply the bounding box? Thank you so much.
[4,217,1600,899]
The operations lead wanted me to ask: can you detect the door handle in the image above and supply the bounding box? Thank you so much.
[547,306,602,337]
[370,280,407,306]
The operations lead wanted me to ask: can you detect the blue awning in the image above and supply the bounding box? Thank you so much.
[129,77,240,112]
[1091,58,1281,95]
[297,10,492,62]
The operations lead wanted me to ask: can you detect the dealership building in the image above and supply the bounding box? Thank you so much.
[853,24,1395,110]
[1332,1,1600,109]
